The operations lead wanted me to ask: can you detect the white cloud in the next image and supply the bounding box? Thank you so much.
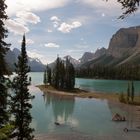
[5,19,29,35]
[58,21,82,33]
[5,10,40,35]
[47,29,53,33]
[16,11,41,24]
[50,16,61,28]
[6,0,70,16]
[45,43,60,48]
[27,51,43,59]
[81,0,122,16]
[81,0,120,9]
[50,16,61,22]
[18,39,34,45]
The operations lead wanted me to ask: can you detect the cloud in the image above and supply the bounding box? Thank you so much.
[47,29,53,33]
[5,19,29,35]
[16,11,41,24]
[50,16,61,28]
[81,0,122,16]
[58,21,82,33]
[45,43,60,48]
[50,16,61,22]
[18,39,34,45]
[6,0,70,16]
[5,10,40,35]
[27,51,43,59]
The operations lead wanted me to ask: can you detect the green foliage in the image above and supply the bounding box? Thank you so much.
[0,124,14,140]
[76,65,140,80]
[117,0,140,19]
[46,65,52,84]
[127,82,130,102]
[0,0,10,129]
[50,56,75,90]
[43,66,47,85]
[119,92,126,103]
[107,0,140,18]
[131,81,135,102]
[11,35,34,140]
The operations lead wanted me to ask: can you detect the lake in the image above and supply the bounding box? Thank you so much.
[10,72,140,136]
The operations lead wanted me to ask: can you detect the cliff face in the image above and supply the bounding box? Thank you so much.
[80,26,140,68]
[79,52,94,64]
[94,48,107,58]
[108,26,140,58]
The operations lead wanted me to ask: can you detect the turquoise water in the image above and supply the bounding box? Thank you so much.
[28,72,140,94]
[30,85,126,135]
[10,72,140,136]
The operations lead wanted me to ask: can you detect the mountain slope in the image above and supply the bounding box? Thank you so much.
[5,48,45,72]
[80,26,140,68]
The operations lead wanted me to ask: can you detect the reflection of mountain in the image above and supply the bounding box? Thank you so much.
[43,93,75,123]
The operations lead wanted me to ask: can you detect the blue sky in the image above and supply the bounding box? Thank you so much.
[5,0,140,64]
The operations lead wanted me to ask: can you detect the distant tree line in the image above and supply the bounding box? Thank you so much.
[44,56,75,90]
[76,65,140,80]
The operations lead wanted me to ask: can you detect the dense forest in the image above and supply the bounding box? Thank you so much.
[76,65,140,80]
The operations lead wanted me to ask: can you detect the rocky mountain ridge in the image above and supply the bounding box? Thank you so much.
[80,26,140,68]
[5,48,45,72]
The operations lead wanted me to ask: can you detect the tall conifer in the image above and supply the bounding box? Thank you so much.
[0,0,10,128]
[11,35,34,140]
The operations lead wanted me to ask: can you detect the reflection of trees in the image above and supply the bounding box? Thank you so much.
[43,92,75,123]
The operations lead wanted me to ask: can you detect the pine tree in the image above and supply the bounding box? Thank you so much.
[131,81,134,102]
[0,0,10,129]
[127,82,130,103]
[46,65,52,85]
[65,57,75,90]
[43,66,47,86]
[11,35,34,140]
[54,56,60,88]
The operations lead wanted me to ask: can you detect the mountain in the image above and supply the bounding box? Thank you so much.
[79,52,94,64]
[94,47,107,58]
[63,55,80,67]
[5,48,45,72]
[48,55,80,69]
[80,26,140,68]
[28,58,45,72]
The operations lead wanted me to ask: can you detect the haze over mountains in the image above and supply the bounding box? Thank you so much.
[5,48,45,72]
[5,25,140,71]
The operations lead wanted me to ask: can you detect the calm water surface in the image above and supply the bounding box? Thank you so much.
[11,72,140,136]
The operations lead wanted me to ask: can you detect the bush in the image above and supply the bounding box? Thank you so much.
[119,92,126,103]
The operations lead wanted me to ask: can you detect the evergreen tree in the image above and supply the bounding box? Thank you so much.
[53,56,60,88]
[65,57,75,90]
[50,56,75,90]
[131,81,135,102]
[0,0,10,129]
[127,82,130,103]
[59,61,65,89]
[43,66,47,86]
[46,65,52,85]
[11,35,34,140]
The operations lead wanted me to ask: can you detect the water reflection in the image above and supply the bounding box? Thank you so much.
[43,92,75,124]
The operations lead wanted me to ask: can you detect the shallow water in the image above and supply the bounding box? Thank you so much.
[10,72,140,136]
[26,72,130,136]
